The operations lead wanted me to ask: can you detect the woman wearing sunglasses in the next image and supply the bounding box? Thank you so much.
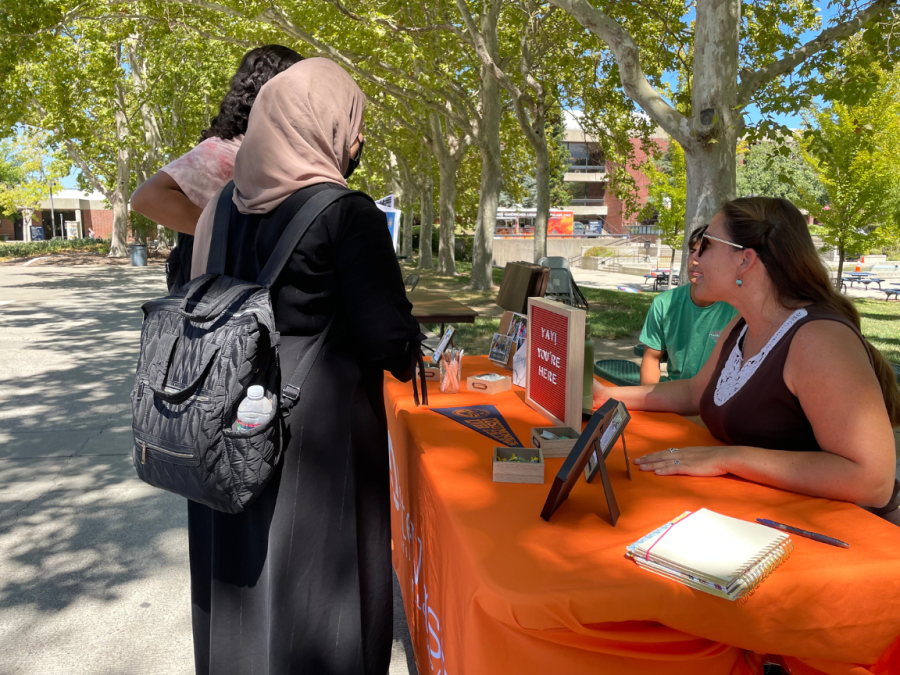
[593,197,900,523]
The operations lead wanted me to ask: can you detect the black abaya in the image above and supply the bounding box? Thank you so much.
[187,183,421,675]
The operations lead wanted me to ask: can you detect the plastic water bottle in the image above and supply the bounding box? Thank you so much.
[236,385,273,431]
[582,328,595,412]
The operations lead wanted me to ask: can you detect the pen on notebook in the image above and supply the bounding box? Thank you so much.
[756,519,849,549]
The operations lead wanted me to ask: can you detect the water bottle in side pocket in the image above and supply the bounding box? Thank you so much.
[236,385,273,431]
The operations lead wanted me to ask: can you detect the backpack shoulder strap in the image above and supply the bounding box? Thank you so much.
[206,181,236,276]
[256,186,365,289]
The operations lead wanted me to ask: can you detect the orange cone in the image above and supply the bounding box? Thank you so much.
[854,261,861,272]
[861,255,865,263]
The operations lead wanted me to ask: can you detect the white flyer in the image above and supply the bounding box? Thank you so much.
[512,344,527,388]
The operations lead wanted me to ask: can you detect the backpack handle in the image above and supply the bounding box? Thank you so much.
[178,274,259,322]
[147,336,221,405]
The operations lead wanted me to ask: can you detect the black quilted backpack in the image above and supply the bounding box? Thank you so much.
[132,183,360,513]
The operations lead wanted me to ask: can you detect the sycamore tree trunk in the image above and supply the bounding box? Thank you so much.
[418,177,435,270]
[677,0,741,279]
[400,184,414,260]
[22,209,34,242]
[436,154,459,275]
[128,43,173,251]
[470,4,503,291]
[390,154,414,260]
[429,113,468,276]
[109,85,131,258]
[682,136,737,263]
[532,130,551,262]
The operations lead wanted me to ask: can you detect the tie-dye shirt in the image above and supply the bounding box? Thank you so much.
[160,136,243,208]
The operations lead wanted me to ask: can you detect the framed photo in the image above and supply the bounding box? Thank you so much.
[584,400,631,484]
[488,333,514,364]
[540,399,630,526]
[506,312,527,346]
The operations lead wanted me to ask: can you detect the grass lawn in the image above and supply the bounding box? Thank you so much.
[401,261,659,355]
[403,261,899,365]
[855,298,900,364]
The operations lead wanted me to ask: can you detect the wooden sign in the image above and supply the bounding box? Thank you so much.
[525,297,585,430]
[540,400,631,526]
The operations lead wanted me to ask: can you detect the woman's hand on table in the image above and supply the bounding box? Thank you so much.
[634,446,734,477]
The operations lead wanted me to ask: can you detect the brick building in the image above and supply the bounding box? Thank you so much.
[563,117,669,238]
[0,190,112,241]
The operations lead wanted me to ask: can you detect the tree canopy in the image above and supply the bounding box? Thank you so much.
[1,0,898,273]
[0,131,68,227]
[798,66,900,279]
[736,139,828,206]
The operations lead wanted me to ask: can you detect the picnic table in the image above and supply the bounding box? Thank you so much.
[406,288,478,335]
[858,277,886,290]
[643,269,680,292]
[841,273,888,292]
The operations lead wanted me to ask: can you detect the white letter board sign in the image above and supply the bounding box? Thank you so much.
[525,297,586,430]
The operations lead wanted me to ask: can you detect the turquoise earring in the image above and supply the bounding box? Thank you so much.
[736,279,743,287]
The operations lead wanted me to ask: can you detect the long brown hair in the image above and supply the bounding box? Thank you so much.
[721,196,900,426]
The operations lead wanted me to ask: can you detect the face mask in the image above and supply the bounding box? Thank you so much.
[344,139,364,179]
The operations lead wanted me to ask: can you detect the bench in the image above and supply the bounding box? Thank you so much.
[593,359,641,387]
[859,277,886,290]
[883,289,900,301]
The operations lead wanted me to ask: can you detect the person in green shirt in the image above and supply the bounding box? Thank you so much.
[640,226,738,383]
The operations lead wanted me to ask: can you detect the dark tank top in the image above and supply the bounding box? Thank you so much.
[699,304,873,451]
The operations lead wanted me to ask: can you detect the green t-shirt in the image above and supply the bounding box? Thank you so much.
[639,283,738,381]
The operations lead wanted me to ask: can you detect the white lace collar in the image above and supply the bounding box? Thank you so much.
[713,308,808,406]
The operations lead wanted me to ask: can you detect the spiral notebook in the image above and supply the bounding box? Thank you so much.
[626,509,793,601]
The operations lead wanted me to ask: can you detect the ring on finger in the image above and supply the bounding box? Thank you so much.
[668,448,678,453]
[674,459,680,465]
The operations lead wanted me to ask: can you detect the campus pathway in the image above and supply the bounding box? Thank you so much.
[0,264,416,675]
[570,265,900,302]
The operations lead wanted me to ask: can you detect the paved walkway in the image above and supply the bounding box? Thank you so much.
[0,265,416,675]
[570,266,900,302]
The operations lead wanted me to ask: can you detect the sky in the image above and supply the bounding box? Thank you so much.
[59,2,841,190]
[59,166,81,189]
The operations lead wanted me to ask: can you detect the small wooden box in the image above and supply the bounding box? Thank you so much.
[492,446,545,484]
[466,373,512,395]
[416,365,441,382]
[530,426,580,458]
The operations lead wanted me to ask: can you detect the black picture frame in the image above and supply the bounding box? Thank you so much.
[540,399,631,526]
[584,400,631,484]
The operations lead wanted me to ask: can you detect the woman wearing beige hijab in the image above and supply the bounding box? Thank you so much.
[187,58,424,675]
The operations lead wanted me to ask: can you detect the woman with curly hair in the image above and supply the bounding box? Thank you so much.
[131,44,302,289]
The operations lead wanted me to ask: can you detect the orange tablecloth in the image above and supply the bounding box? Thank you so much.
[385,356,900,675]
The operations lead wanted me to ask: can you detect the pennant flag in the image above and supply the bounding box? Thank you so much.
[430,405,523,447]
